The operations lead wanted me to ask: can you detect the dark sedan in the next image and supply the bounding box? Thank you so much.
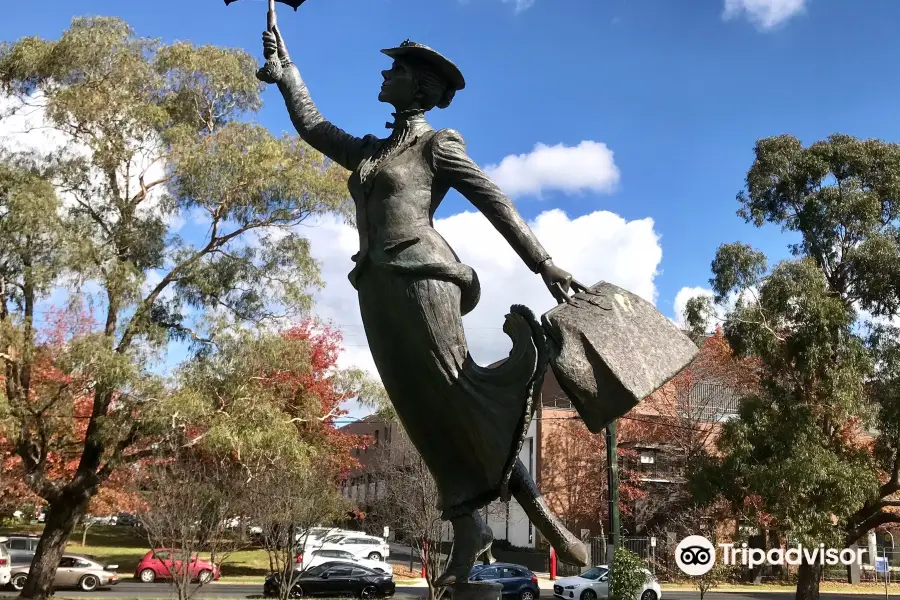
[264,561,395,599]
[469,563,541,600]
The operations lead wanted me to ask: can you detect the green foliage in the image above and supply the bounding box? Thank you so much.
[609,546,648,600]
[0,19,361,595]
[688,133,900,566]
[695,563,731,600]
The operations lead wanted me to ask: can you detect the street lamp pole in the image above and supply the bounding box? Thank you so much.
[606,420,620,564]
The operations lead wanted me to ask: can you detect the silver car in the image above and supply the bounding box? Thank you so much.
[9,554,120,592]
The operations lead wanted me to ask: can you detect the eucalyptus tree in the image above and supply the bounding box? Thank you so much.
[0,16,351,599]
[685,134,900,600]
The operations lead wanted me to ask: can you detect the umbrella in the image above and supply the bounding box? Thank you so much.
[223,0,307,10]
[224,0,309,31]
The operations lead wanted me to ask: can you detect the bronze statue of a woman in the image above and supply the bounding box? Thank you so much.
[259,26,590,583]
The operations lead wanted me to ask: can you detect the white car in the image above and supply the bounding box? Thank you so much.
[553,565,661,600]
[0,539,11,587]
[297,549,393,575]
[318,534,390,561]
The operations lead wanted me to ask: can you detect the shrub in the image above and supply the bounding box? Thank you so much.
[609,547,650,600]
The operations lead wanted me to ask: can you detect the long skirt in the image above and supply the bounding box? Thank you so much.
[357,265,538,516]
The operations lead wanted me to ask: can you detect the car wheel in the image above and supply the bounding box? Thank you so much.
[520,590,536,600]
[640,590,658,600]
[581,590,598,600]
[79,575,100,592]
[289,584,305,598]
[360,585,380,599]
[367,552,383,561]
[10,574,27,591]
[198,570,213,584]
[139,568,156,583]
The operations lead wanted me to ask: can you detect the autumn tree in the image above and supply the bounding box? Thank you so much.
[685,134,900,600]
[0,16,354,600]
[138,452,247,600]
[368,427,452,600]
[629,330,757,538]
[539,417,646,542]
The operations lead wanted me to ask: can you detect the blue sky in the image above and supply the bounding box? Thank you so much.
[2,0,898,416]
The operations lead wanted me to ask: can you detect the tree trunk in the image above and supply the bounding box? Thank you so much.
[81,521,91,547]
[20,492,89,600]
[795,560,822,600]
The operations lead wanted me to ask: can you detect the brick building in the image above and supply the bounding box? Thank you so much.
[340,334,743,549]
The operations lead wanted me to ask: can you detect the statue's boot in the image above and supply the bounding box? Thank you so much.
[434,511,493,586]
[509,458,589,567]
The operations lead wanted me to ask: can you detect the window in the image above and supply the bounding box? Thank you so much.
[504,568,525,578]
[344,538,367,545]
[74,559,92,569]
[8,539,27,550]
[59,557,77,568]
[153,552,171,561]
[327,567,354,578]
[477,567,499,579]
[323,536,344,544]
[304,564,328,576]
[338,551,354,559]
[580,567,608,581]
[351,568,370,577]
[375,430,380,445]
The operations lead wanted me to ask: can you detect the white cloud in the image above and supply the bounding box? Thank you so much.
[673,286,716,329]
[304,207,662,380]
[502,0,535,13]
[484,141,620,199]
[722,0,807,30]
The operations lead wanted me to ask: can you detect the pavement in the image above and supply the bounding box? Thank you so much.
[0,580,898,599]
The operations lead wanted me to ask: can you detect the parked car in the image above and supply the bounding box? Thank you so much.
[1,535,40,566]
[8,554,120,592]
[299,528,360,549]
[135,549,221,584]
[85,514,118,526]
[318,534,390,561]
[297,549,393,576]
[263,561,395,599]
[553,565,661,600]
[116,513,138,527]
[0,539,12,588]
[469,563,540,600]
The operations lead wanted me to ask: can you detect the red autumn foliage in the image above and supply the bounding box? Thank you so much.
[539,416,648,534]
[258,320,364,480]
[0,307,144,517]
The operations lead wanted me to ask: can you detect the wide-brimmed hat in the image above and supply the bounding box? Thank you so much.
[381,40,466,91]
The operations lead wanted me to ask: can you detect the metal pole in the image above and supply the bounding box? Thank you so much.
[606,420,620,564]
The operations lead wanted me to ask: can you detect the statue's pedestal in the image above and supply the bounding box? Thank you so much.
[452,581,502,600]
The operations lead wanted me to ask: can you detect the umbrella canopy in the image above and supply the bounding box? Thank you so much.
[223,0,307,9]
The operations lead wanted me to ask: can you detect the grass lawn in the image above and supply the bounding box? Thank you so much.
[0,524,276,580]
[661,581,900,594]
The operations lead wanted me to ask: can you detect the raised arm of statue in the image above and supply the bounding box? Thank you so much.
[430,128,578,303]
[260,25,378,171]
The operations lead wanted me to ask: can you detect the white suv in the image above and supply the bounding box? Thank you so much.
[319,534,390,561]
[0,538,12,587]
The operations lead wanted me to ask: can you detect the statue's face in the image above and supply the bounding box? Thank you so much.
[379,60,416,109]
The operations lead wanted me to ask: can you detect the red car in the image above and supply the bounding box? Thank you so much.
[135,550,221,584]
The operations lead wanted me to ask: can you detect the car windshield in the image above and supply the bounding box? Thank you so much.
[322,536,343,543]
[580,567,609,580]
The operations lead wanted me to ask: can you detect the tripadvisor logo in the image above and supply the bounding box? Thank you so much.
[675,535,867,576]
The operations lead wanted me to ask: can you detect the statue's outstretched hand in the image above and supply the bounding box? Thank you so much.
[258,25,290,84]
[539,260,586,305]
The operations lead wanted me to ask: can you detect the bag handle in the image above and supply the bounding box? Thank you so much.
[552,279,590,305]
